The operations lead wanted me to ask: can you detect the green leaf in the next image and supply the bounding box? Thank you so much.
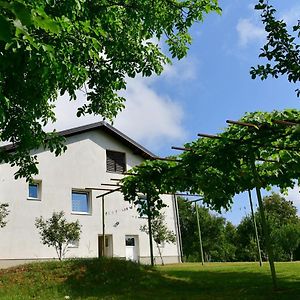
[0,15,14,42]
[11,1,32,26]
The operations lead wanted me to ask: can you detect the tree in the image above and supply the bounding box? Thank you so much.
[140,212,176,265]
[263,193,298,227]
[0,203,9,228]
[0,0,221,180]
[35,211,81,260]
[236,215,262,261]
[273,223,300,262]
[177,198,237,262]
[177,198,198,261]
[236,193,300,262]
[250,0,300,96]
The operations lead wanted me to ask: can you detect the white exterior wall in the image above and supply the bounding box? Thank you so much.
[0,129,180,264]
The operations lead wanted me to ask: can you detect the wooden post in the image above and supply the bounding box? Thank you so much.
[248,189,263,267]
[147,193,154,266]
[195,202,204,265]
[250,160,277,289]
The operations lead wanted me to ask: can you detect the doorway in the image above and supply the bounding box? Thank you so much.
[125,235,139,262]
[98,235,113,257]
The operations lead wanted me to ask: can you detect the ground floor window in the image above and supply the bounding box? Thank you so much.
[72,191,90,214]
[28,181,41,200]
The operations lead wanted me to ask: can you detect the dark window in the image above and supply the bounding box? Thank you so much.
[125,237,135,246]
[106,150,126,173]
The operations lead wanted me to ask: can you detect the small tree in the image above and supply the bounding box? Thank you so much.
[0,203,9,228]
[140,212,176,265]
[35,211,81,261]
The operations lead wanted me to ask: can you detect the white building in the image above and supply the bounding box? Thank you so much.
[0,122,182,267]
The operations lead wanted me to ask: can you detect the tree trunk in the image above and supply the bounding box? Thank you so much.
[59,244,62,261]
[157,243,164,265]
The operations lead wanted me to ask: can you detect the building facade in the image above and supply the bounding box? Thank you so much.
[0,122,181,267]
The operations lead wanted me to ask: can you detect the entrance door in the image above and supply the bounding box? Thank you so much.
[125,236,139,262]
[98,235,113,257]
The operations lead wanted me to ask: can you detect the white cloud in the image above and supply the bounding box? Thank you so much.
[45,91,100,133]
[286,186,300,205]
[47,75,186,153]
[115,77,186,151]
[236,18,265,47]
[162,58,198,81]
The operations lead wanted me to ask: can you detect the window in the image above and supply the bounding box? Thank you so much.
[106,150,126,173]
[72,191,90,214]
[125,237,135,246]
[28,182,41,200]
[68,240,79,248]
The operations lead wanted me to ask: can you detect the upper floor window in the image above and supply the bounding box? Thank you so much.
[72,191,90,214]
[28,182,41,200]
[106,150,126,174]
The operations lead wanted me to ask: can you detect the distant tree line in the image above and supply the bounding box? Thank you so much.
[178,193,300,262]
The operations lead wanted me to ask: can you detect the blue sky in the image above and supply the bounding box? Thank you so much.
[53,0,300,225]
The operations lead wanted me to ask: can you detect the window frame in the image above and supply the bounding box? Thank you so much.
[106,150,127,174]
[27,181,42,201]
[71,190,91,215]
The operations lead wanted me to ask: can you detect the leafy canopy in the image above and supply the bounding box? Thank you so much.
[250,0,300,96]
[122,109,300,213]
[0,0,221,180]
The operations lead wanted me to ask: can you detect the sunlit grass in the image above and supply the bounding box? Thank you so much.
[0,259,299,299]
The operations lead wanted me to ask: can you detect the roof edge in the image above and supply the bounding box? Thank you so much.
[1,121,157,159]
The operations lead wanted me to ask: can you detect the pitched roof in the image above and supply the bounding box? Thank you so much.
[1,122,157,159]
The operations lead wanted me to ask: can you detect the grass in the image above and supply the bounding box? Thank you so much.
[0,259,299,299]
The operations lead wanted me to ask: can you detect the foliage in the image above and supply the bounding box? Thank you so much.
[0,0,221,180]
[273,223,300,261]
[140,212,176,265]
[35,211,81,260]
[0,203,9,228]
[1,260,300,299]
[263,193,298,227]
[236,193,300,262]
[177,197,237,262]
[236,215,262,261]
[122,109,300,214]
[250,0,300,96]
[122,160,178,218]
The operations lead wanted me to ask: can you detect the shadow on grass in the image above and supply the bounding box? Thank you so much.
[62,259,300,300]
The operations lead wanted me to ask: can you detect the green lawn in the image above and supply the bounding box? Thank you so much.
[0,259,299,299]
